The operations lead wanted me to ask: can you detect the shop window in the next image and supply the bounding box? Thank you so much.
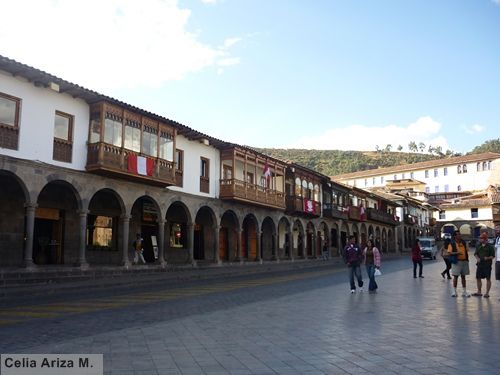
[87,215,116,251]
[170,223,184,247]
[0,91,21,150]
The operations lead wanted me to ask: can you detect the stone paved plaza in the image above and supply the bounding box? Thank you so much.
[1,256,499,374]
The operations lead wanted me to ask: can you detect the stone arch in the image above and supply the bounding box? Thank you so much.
[0,170,30,266]
[242,214,259,261]
[306,221,316,258]
[34,180,81,265]
[277,216,292,259]
[194,205,217,262]
[220,210,240,262]
[318,221,329,257]
[165,200,192,264]
[292,219,305,258]
[87,188,126,265]
[261,216,276,261]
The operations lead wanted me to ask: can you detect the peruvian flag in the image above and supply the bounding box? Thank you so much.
[128,154,154,176]
[263,161,271,187]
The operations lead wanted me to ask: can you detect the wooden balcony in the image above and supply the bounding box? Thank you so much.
[492,213,500,223]
[220,179,285,209]
[285,196,321,217]
[86,142,176,187]
[366,207,400,226]
[322,203,348,220]
[404,214,417,225]
[347,205,367,221]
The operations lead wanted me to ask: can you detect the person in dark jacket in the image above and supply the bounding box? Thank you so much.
[412,239,424,278]
[344,235,364,293]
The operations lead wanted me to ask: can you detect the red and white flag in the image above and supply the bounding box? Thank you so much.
[263,162,271,178]
[128,154,154,176]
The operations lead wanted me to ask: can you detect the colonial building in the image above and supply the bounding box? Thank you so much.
[0,54,406,271]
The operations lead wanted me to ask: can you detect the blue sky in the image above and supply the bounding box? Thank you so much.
[1,0,500,153]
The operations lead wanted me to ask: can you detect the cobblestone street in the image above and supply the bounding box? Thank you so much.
[1,256,499,375]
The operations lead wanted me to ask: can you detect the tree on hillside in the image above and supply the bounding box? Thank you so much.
[397,145,403,152]
[418,142,426,152]
[470,138,500,154]
[408,141,418,152]
[384,144,392,152]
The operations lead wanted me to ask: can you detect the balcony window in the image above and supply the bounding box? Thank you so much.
[425,187,430,193]
[104,114,123,147]
[457,185,462,191]
[176,149,184,171]
[142,125,158,157]
[444,184,449,192]
[434,186,439,193]
[457,165,461,174]
[89,113,101,143]
[380,176,384,184]
[295,178,302,196]
[393,174,397,180]
[200,157,210,193]
[439,211,446,220]
[462,164,467,173]
[443,167,448,176]
[410,172,414,178]
[0,92,21,150]
[53,111,73,163]
[159,131,174,161]
[314,184,320,201]
[482,161,487,171]
[124,119,141,152]
[372,177,376,185]
[434,169,438,177]
[424,170,429,178]
[477,162,481,172]
[471,208,478,219]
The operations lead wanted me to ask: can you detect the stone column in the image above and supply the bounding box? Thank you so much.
[187,222,195,266]
[237,227,243,264]
[78,209,89,269]
[158,219,166,267]
[338,220,343,257]
[272,232,278,262]
[121,214,131,268]
[257,230,262,264]
[289,229,295,262]
[23,203,37,269]
[214,225,221,265]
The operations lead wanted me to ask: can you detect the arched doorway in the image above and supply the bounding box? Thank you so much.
[220,210,239,262]
[194,206,216,262]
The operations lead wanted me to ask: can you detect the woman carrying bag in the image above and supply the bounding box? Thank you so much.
[363,239,381,293]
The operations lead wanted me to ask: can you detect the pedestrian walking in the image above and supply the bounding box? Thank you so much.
[447,230,470,297]
[363,239,381,293]
[440,238,452,279]
[343,235,364,293]
[495,225,500,300]
[133,233,146,264]
[412,239,424,278]
[472,232,495,298]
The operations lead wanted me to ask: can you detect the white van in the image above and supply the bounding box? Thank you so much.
[417,237,438,260]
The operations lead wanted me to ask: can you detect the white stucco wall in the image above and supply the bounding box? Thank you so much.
[168,135,220,198]
[1,70,90,170]
[434,206,492,222]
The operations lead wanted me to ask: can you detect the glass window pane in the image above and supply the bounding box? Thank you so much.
[0,95,16,126]
[124,125,141,152]
[54,113,70,140]
[104,118,122,146]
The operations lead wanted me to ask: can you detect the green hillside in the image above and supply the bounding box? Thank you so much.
[255,139,500,177]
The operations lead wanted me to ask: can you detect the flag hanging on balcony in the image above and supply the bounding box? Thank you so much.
[128,154,154,176]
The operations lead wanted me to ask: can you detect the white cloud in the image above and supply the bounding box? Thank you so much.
[493,0,500,5]
[462,123,485,134]
[201,0,218,4]
[279,116,451,152]
[217,57,241,66]
[0,0,239,92]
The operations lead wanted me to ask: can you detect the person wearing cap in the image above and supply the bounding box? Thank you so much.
[447,230,470,297]
[472,232,495,298]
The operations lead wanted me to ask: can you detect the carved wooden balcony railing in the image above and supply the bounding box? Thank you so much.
[0,123,19,150]
[322,203,348,220]
[220,178,285,209]
[366,207,400,226]
[285,196,320,217]
[347,205,367,221]
[53,138,72,163]
[86,142,175,187]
